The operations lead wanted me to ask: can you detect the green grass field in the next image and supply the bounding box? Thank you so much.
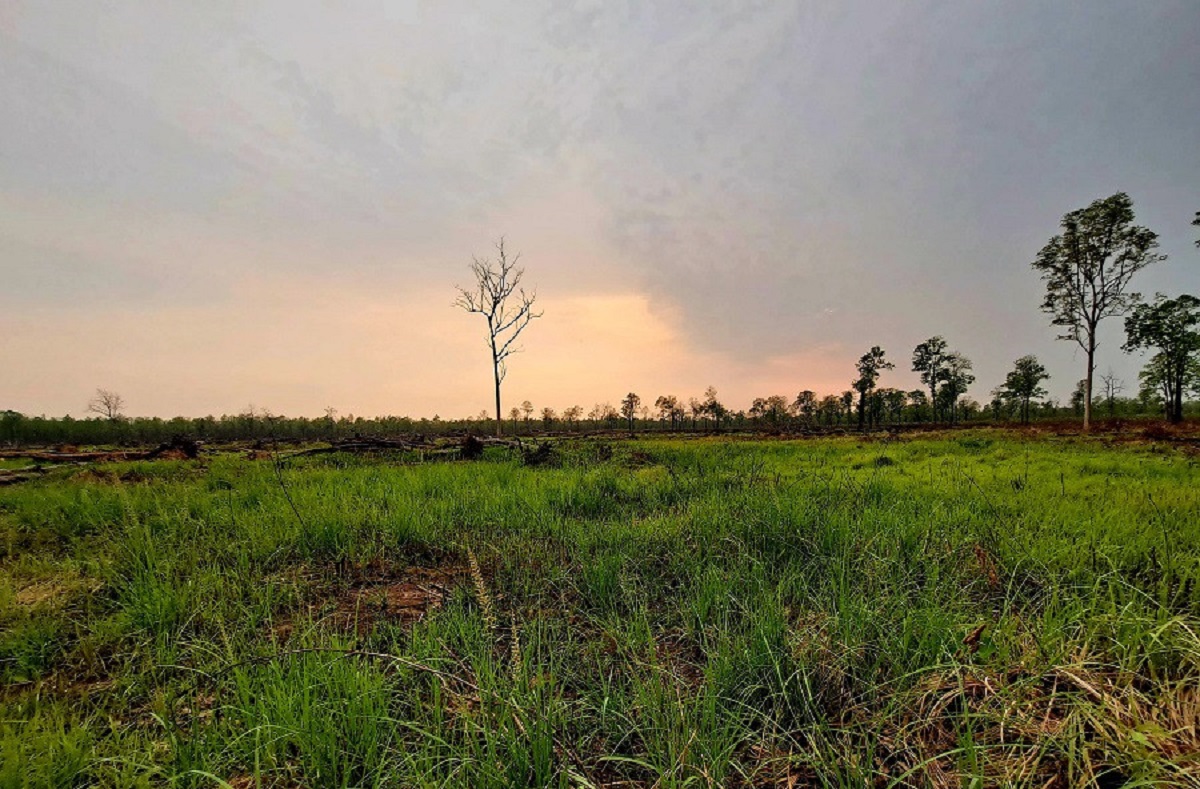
[2,432,1198,787]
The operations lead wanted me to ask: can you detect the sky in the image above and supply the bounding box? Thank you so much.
[2,1,1198,419]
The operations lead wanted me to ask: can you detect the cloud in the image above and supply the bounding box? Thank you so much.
[0,268,851,418]
[2,1,1199,414]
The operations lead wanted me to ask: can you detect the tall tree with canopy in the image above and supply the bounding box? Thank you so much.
[750,395,790,426]
[852,346,894,430]
[1123,294,1200,423]
[911,336,948,422]
[839,391,855,424]
[907,389,930,422]
[793,390,817,425]
[454,238,542,437]
[879,388,908,424]
[654,395,678,429]
[1031,193,1163,429]
[996,355,1050,424]
[938,351,975,424]
[818,394,840,426]
[1137,355,1200,419]
[620,392,642,432]
[702,386,727,431]
[562,405,584,428]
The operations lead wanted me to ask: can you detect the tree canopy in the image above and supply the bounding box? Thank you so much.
[911,336,948,420]
[853,346,894,429]
[1031,192,1163,429]
[996,355,1050,423]
[1123,294,1200,422]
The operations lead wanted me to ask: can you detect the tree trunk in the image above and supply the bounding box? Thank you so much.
[1172,369,1184,423]
[492,359,503,438]
[1083,338,1096,431]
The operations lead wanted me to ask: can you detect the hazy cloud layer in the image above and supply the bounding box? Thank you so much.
[3,2,1198,416]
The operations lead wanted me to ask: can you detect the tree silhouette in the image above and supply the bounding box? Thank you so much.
[818,395,840,426]
[839,391,854,425]
[655,395,682,430]
[702,386,726,431]
[938,351,975,425]
[454,238,542,436]
[589,403,619,429]
[907,390,929,422]
[880,388,907,425]
[852,347,893,430]
[760,395,790,425]
[1123,294,1200,422]
[620,392,641,432]
[792,391,817,426]
[1138,355,1200,419]
[1032,193,1163,429]
[996,355,1049,424]
[87,389,125,422]
[911,336,948,422]
[1099,369,1124,417]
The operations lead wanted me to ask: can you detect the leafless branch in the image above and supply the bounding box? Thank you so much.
[86,388,125,421]
[453,238,543,436]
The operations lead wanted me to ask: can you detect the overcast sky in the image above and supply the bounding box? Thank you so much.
[2,1,1198,418]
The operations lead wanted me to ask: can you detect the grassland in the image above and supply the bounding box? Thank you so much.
[1,432,1198,787]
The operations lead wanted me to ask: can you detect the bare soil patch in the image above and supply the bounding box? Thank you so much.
[275,559,470,638]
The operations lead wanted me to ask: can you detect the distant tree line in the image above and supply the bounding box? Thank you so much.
[4,195,1197,446]
[4,370,1195,448]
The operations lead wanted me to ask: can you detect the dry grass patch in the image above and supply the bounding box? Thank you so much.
[4,572,102,614]
[272,558,470,639]
[864,660,1200,787]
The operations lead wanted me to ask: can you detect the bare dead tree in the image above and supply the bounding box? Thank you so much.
[1099,368,1124,417]
[87,388,125,421]
[454,238,542,437]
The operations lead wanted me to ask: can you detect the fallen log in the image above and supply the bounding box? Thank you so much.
[284,438,431,459]
[0,436,202,463]
[284,434,514,461]
[145,436,202,459]
[479,437,525,449]
[0,450,136,462]
[0,475,40,486]
[0,466,47,486]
